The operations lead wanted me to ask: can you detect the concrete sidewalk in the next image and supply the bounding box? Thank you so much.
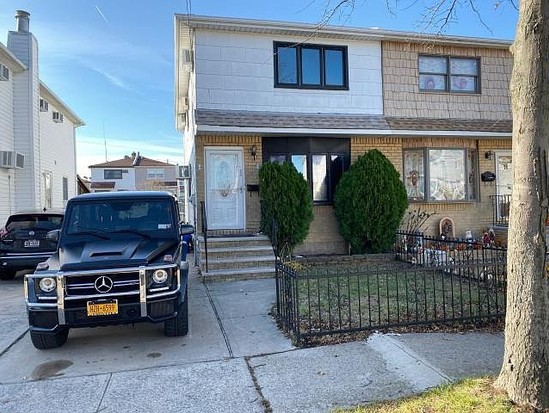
[0,267,504,413]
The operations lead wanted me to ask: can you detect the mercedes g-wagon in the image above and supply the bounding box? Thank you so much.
[24,191,194,349]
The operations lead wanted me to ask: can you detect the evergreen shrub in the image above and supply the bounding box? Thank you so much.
[334,149,408,254]
[259,161,313,258]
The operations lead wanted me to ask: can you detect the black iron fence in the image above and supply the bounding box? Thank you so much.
[275,233,507,345]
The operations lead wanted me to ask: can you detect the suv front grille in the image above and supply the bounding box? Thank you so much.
[65,271,140,298]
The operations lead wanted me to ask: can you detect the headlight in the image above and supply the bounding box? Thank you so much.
[39,277,56,293]
[152,269,169,283]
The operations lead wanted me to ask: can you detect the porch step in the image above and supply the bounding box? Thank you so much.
[201,267,276,282]
[196,234,276,281]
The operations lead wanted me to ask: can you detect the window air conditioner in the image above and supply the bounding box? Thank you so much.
[52,112,64,123]
[0,151,25,169]
[178,165,191,179]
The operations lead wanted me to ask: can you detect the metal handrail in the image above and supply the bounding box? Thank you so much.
[200,201,209,273]
[490,194,511,227]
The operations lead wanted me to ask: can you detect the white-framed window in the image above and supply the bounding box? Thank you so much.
[403,148,478,202]
[147,169,165,179]
[104,169,123,179]
[52,111,64,123]
[62,177,69,201]
[43,171,52,209]
[40,99,49,112]
[0,63,9,81]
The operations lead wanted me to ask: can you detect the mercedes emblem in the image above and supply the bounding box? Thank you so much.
[94,276,114,293]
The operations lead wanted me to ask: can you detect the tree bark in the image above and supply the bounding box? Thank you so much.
[494,0,549,410]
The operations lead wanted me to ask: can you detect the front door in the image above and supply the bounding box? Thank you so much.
[205,148,245,230]
[495,150,512,220]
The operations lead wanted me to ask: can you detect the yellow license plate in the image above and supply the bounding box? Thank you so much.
[87,299,118,316]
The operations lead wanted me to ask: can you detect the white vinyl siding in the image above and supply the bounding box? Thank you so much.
[194,31,383,115]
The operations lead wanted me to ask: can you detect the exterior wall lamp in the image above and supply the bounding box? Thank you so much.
[485,150,494,160]
[250,145,258,161]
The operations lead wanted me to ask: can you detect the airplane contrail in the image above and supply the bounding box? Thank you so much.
[95,5,109,24]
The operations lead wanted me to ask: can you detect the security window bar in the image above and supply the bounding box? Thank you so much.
[419,55,480,93]
[403,148,478,202]
[274,42,348,89]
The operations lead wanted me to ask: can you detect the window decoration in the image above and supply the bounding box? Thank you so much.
[274,42,348,89]
[419,55,480,93]
[403,148,478,202]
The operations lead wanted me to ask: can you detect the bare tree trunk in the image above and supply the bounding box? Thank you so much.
[495,0,549,410]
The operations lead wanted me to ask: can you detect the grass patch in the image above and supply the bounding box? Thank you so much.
[293,263,505,335]
[333,377,532,413]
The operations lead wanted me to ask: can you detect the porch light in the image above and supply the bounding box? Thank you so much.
[484,151,494,160]
[250,145,258,161]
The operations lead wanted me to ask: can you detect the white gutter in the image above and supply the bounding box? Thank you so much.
[197,125,511,138]
[175,14,512,49]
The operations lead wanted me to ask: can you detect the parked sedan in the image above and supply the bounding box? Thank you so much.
[0,210,64,280]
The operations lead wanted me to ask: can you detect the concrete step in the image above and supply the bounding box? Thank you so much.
[204,255,275,271]
[201,266,276,282]
[197,235,272,249]
[201,245,274,259]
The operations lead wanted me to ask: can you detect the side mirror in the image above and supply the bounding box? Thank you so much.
[180,224,194,236]
[46,229,60,243]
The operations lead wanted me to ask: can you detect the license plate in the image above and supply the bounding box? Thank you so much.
[24,239,40,248]
[87,299,118,316]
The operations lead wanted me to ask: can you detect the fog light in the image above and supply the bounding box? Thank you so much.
[152,269,168,283]
[39,277,56,293]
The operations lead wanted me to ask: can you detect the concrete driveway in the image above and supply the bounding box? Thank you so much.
[0,267,504,413]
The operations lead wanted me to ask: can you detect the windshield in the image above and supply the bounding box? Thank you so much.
[65,199,176,238]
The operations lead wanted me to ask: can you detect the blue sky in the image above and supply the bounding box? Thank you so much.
[0,1,518,177]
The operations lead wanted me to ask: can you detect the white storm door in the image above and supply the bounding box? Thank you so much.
[205,148,245,230]
[495,151,512,220]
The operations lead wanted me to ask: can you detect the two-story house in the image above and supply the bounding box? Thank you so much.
[0,10,84,222]
[89,152,179,194]
[174,15,513,255]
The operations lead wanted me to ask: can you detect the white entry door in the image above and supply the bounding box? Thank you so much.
[495,150,512,219]
[205,148,245,230]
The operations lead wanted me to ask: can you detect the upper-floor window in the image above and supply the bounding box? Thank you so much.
[419,55,480,93]
[104,169,123,179]
[0,63,9,81]
[147,169,165,179]
[403,148,478,202]
[40,99,49,112]
[274,42,348,90]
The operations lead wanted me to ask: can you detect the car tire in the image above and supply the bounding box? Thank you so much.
[0,270,16,281]
[30,328,69,350]
[164,289,189,337]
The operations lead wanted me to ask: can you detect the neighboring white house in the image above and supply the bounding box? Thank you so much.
[89,152,180,195]
[0,10,84,223]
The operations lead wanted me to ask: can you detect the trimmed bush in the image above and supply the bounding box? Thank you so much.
[334,149,408,254]
[259,162,313,258]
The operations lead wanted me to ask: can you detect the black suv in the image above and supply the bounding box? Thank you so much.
[24,191,194,349]
[0,210,64,280]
